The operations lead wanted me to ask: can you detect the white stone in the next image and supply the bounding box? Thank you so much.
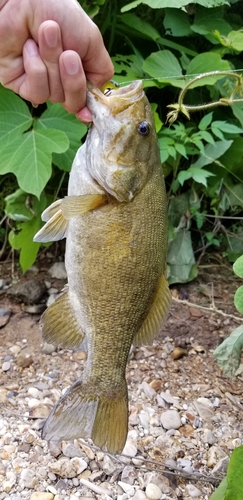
[28,387,41,398]
[145,483,162,500]
[160,410,181,430]
[30,493,54,500]
[2,361,11,371]
[118,481,135,496]
[19,468,38,488]
[122,440,138,457]
[185,484,203,497]
[48,262,67,279]
[132,491,147,500]
[140,381,156,399]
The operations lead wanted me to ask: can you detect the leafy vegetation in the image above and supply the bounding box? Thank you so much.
[209,445,243,500]
[0,0,243,280]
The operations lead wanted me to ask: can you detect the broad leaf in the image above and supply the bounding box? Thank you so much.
[191,140,233,169]
[212,120,243,134]
[164,9,191,37]
[233,255,243,279]
[214,324,243,378]
[186,53,231,87]
[167,229,197,284]
[143,50,184,88]
[0,86,33,146]
[0,129,69,197]
[5,189,46,222]
[234,286,243,315]
[9,216,43,273]
[209,477,228,500]
[35,103,87,171]
[121,0,229,12]
[113,54,146,84]
[121,13,161,40]
[199,112,214,130]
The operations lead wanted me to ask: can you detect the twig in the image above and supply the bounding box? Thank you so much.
[172,296,243,323]
[166,70,243,124]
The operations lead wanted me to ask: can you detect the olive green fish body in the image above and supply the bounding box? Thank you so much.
[34,81,171,452]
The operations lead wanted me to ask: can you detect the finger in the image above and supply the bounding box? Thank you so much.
[18,39,50,103]
[76,107,92,124]
[59,50,87,114]
[38,21,65,103]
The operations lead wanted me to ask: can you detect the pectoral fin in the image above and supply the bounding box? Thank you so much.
[61,194,106,219]
[41,199,62,222]
[34,209,68,242]
[41,290,85,348]
[133,274,171,346]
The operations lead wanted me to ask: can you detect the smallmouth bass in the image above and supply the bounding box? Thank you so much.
[34,80,171,453]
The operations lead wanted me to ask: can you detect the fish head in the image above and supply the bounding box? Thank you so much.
[86,81,160,202]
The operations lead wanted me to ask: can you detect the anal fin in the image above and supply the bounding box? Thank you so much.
[41,290,85,349]
[133,274,171,346]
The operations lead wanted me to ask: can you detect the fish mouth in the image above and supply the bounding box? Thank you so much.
[87,80,144,114]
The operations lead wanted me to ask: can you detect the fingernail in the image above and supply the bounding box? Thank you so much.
[63,54,80,75]
[44,26,58,48]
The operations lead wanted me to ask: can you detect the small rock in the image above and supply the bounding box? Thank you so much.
[0,308,11,328]
[30,493,54,500]
[203,429,216,445]
[28,387,41,399]
[160,410,181,430]
[42,342,57,354]
[207,445,228,468]
[6,279,46,304]
[143,472,170,493]
[49,457,87,478]
[193,397,214,423]
[62,442,83,458]
[145,483,162,500]
[139,410,150,429]
[80,443,95,460]
[16,354,33,368]
[132,491,147,500]
[185,484,203,497]
[29,404,51,419]
[118,481,135,496]
[140,381,156,399]
[160,392,178,405]
[2,361,11,371]
[121,466,137,485]
[23,304,46,314]
[122,440,138,457]
[177,458,193,474]
[48,262,67,279]
[9,345,21,356]
[212,456,229,474]
[171,347,188,360]
[20,468,38,488]
[103,455,120,475]
[149,379,162,392]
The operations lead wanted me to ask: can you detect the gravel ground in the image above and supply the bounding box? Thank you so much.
[1,259,243,500]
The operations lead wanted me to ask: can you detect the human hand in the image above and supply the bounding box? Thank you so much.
[0,0,114,122]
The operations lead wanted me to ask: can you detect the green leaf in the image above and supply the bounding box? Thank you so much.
[121,0,228,11]
[213,324,243,378]
[212,120,243,134]
[198,131,215,144]
[143,50,184,88]
[4,189,46,222]
[167,229,197,285]
[0,86,33,146]
[0,129,69,197]
[35,103,87,171]
[150,103,163,133]
[113,54,145,84]
[174,143,188,158]
[177,170,193,186]
[199,112,214,130]
[233,255,243,279]
[9,216,43,273]
[234,286,243,315]
[219,30,243,51]
[178,167,215,187]
[226,445,243,499]
[191,6,232,37]
[191,140,233,169]
[163,8,191,37]
[186,53,231,88]
[209,477,228,500]
[211,126,225,140]
[121,13,161,40]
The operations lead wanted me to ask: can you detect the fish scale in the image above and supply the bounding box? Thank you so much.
[34,80,171,453]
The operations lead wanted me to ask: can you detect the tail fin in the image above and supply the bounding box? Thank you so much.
[42,377,128,454]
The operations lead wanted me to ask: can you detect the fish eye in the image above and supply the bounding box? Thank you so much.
[138,121,150,137]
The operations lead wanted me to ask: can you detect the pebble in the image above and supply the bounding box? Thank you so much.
[160,392,178,405]
[160,410,181,430]
[145,483,162,500]
[121,465,137,485]
[122,441,138,457]
[30,494,54,500]
[0,308,11,327]
[132,491,147,500]
[207,445,228,467]
[118,481,135,496]
[193,397,214,423]
[49,457,87,478]
[140,381,156,399]
[185,484,203,497]
[48,262,67,279]
[2,361,11,371]
[0,388,7,403]
[6,279,46,304]
[62,442,83,458]
[19,468,38,488]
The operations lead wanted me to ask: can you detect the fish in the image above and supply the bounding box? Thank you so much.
[34,80,171,453]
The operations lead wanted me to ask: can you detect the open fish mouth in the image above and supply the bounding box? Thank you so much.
[86,80,144,114]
